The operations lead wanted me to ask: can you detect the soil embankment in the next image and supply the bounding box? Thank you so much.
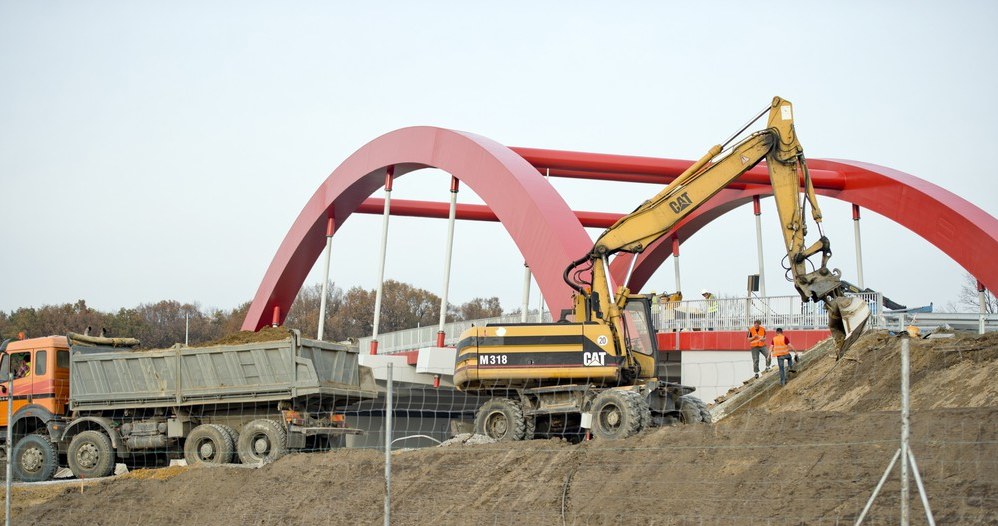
[6,330,996,525]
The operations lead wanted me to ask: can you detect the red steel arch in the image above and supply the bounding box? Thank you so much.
[244,128,998,331]
[606,159,998,294]
[242,127,591,331]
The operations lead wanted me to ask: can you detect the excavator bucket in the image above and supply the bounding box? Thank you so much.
[827,296,871,359]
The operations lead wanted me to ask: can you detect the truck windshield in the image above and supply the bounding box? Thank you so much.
[622,299,656,356]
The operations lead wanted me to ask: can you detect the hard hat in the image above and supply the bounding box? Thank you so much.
[700,288,709,295]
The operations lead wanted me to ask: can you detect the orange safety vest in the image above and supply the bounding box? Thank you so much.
[748,326,766,347]
[771,334,790,357]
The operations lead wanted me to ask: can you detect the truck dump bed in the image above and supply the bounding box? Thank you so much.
[69,331,376,411]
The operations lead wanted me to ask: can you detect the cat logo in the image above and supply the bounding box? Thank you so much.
[583,351,607,367]
[668,192,692,213]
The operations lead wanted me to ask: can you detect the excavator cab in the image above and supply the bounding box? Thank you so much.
[618,295,662,381]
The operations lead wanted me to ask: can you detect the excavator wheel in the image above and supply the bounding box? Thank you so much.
[678,395,711,424]
[475,398,528,442]
[590,390,643,440]
[623,391,652,432]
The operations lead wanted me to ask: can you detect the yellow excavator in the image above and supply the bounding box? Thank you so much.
[454,97,871,441]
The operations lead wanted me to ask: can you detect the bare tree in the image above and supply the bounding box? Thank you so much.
[954,273,997,313]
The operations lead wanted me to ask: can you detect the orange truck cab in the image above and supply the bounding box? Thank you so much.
[1,336,72,478]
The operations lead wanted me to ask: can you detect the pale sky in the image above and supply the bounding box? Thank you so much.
[1,2,996,316]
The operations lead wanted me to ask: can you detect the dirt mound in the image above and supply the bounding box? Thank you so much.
[753,330,998,412]
[6,329,997,525]
[193,326,293,347]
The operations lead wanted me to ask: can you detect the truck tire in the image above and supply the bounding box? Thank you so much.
[590,390,643,440]
[67,430,116,479]
[475,398,527,441]
[184,424,235,465]
[679,395,712,424]
[236,419,288,465]
[217,424,239,450]
[12,434,59,482]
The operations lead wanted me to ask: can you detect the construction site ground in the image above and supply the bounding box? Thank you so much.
[4,330,996,525]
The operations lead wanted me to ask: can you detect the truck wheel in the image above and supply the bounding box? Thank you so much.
[679,395,712,424]
[12,434,59,482]
[184,424,235,465]
[236,419,288,465]
[590,390,642,440]
[67,430,116,479]
[217,424,239,451]
[475,398,527,441]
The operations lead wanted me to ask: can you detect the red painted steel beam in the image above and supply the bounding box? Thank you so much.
[357,198,623,229]
[511,147,846,190]
[609,159,998,295]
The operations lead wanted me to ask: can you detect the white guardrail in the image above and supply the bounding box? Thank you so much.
[359,293,996,356]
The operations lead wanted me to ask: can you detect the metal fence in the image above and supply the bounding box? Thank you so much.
[653,292,884,332]
[358,311,554,355]
[361,292,998,356]
[362,293,885,355]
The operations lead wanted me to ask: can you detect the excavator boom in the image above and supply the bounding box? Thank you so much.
[564,96,869,358]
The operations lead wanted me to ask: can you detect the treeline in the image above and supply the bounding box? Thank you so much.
[0,280,503,349]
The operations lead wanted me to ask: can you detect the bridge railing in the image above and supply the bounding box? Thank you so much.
[653,292,885,333]
[360,292,893,355]
[358,312,554,355]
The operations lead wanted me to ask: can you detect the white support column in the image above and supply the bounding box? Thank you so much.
[853,204,866,289]
[979,280,987,314]
[753,196,767,297]
[437,177,459,347]
[671,237,682,294]
[317,216,335,341]
[521,263,531,323]
[537,290,545,323]
[371,167,394,355]
[979,280,988,335]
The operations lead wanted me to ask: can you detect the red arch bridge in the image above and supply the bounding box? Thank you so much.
[241,126,998,359]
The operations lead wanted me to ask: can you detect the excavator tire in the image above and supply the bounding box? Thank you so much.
[623,391,652,432]
[590,390,643,440]
[679,395,711,424]
[475,398,527,442]
[524,415,536,441]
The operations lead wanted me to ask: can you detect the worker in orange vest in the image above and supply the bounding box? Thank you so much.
[770,328,797,386]
[747,319,770,378]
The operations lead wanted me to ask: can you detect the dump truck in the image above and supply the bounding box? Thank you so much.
[455,97,870,441]
[0,330,376,481]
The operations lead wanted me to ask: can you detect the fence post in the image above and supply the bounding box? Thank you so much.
[384,363,393,526]
[5,346,13,526]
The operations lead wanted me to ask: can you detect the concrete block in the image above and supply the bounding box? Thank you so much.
[416,346,457,375]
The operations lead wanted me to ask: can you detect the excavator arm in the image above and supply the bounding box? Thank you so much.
[565,97,869,360]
